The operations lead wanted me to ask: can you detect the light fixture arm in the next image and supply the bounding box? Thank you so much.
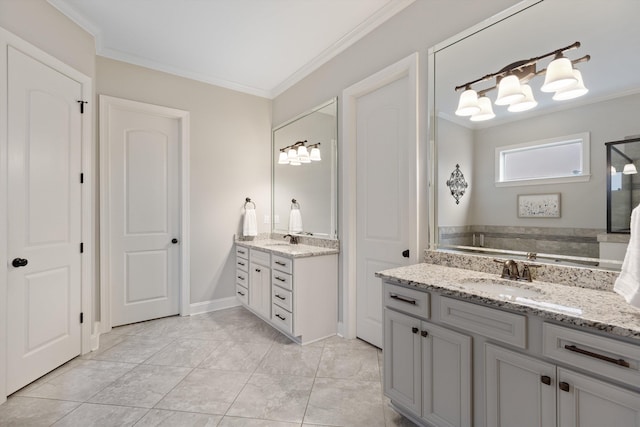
[454,41,584,92]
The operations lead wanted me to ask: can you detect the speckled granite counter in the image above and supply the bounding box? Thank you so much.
[376,263,640,341]
[236,239,339,258]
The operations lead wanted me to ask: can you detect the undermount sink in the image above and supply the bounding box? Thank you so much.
[458,279,541,300]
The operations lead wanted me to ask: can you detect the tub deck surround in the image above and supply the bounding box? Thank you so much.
[375,262,640,341]
[236,238,339,258]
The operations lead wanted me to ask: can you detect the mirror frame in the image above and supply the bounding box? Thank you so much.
[426,0,623,268]
[271,97,338,239]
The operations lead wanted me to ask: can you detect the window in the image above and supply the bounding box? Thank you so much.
[495,132,590,186]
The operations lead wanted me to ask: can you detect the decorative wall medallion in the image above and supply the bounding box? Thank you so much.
[446,164,468,205]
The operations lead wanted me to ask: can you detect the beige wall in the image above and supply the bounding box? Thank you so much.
[97,57,272,304]
[0,0,95,78]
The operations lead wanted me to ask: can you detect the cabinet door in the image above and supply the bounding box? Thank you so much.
[384,308,422,416]
[249,262,271,318]
[421,322,472,427]
[485,343,556,427]
[558,368,640,427]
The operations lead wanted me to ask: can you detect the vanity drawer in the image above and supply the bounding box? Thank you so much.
[272,255,293,274]
[383,283,430,319]
[272,285,293,312]
[272,270,292,291]
[236,269,248,287]
[236,257,248,272]
[250,248,270,266]
[235,246,249,259]
[235,284,248,305]
[440,297,527,349]
[272,304,293,334]
[543,323,640,388]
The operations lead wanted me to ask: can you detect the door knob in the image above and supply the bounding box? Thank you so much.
[171,238,179,244]
[402,249,410,258]
[12,258,28,268]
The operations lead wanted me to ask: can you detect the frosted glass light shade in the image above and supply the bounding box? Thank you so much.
[297,145,311,163]
[495,75,525,105]
[610,166,617,175]
[623,163,638,174]
[278,151,289,164]
[553,69,588,101]
[508,84,538,112]
[470,97,495,122]
[310,147,321,161]
[287,148,298,160]
[289,158,301,166]
[541,57,577,92]
[455,89,480,116]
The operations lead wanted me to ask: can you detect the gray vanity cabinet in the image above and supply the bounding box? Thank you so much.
[248,249,271,319]
[383,284,472,427]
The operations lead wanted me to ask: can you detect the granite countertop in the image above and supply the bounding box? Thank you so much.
[236,239,339,258]
[376,263,640,341]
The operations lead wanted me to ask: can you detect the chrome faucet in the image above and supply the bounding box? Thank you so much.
[283,234,299,244]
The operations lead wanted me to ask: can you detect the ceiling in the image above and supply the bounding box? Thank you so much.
[48,0,414,99]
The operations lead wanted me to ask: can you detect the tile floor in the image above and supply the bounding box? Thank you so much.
[0,306,417,426]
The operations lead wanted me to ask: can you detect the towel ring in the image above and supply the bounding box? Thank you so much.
[291,198,300,209]
[244,197,256,209]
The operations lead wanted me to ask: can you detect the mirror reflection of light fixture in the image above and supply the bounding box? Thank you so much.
[623,163,638,174]
[610,165,617,175]
[470,96,495,122]
[454,41,590,122]
[278,140,322,166]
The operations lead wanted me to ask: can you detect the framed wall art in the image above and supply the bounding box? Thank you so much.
[517,193,561,218]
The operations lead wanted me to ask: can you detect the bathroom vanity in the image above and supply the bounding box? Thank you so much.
[377,260,640,427]
[235,239,338,344]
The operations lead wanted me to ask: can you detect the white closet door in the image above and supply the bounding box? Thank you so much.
[102,97,181,326]
[356,74,415,348]
[7,46,83,394]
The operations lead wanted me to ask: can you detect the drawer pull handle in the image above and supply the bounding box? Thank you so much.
[238,262,245,266]
[275,261,286,266]
[390,294,417,305]
[275,294,286,300]
[275,314,286,321]
[559,382,570,392]
[237,276,244,280]
[421,330,428,337]
[412,327,419,334]
[237,291,245,296]
[238,250,246,255]
[255,268,261,272]
[564,344,630,368]
[541,375,551,386]
[275,276,286,282]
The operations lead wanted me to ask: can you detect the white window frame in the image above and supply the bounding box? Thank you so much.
[495,132,591,187]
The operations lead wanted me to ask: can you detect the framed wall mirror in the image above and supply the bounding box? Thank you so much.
[429,0,640,270]
[272,98,338,238]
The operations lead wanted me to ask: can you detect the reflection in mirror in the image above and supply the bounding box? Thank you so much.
[430,0,640,270]
[272,98,337,238]
[607,137,640,233]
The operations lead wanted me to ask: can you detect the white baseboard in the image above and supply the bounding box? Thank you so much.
[90,321,101,352]
[190,297,241,316]
[337,321,345,337]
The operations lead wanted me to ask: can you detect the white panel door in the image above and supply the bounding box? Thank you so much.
[356,75,414,347]
[104,99,180,326]
[7,47,83,394]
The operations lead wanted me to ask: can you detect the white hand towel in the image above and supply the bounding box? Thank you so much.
[289,208,303,233]
[243,208,258,237]
[614,203,640,308]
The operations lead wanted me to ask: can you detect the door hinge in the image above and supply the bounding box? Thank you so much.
[77,100,88,114]
[80,242,84,253]
[80,173,84,183]
[80,312,84,324]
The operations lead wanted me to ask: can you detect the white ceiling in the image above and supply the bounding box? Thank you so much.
[48,0,414,98]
